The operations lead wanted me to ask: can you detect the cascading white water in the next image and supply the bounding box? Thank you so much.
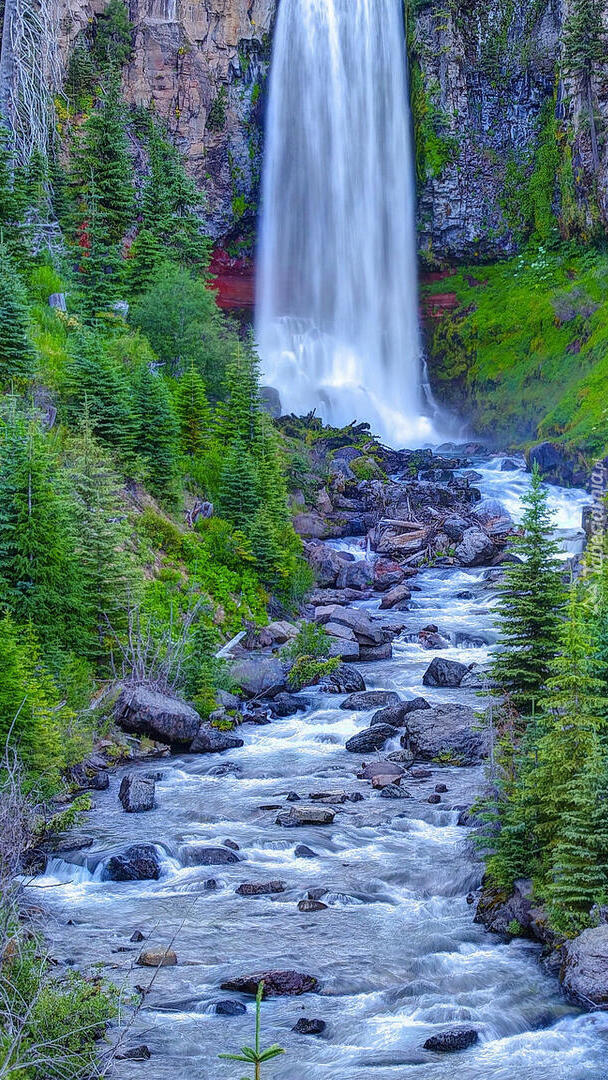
[256,0,433,446]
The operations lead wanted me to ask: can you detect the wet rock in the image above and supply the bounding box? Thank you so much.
[298,900,328,912]
[379,583,412,609]
[115,686,201,748]
[474,879,535,936]
[190,726,244,753]
[220,971,318,997]
[371,698,431,727]
[207,762,242,777]
[327,608,386,645]
[371,773,400,789]
[203,879,219,890]
[455,528,496,567]
[358,760,405,779]
[359,643,393,661]
[328,639,360,661]
[87,771,110,790]
[276,806,335,827]
[236,881,285,896]
[387,749,415,766]
[118,774,155,813]
[321,664,366,694]
[294,845,318,858]
[104,844,161,882]
[435,783,448,793]
[403,703,487,765]
[215,1000,247,1016]
[324,621,358,641]
[224,839,240,850]
[137,947,177,968]
[561,926,608,1007]
[115,1045,152,1060]
[341,690,401,711]
[374,559,407,591]
[336,559,374,591]
[424,1029,479,1052]
[271,693,311,717]
[380,784,412,799]
[428,793,441,804]
[130,930,146,942]
[292,1017,326,1034]
[501,458,519,471]
[286,792,301,802]
[229,657,286,699]
[443,514,470,542]
[422,657,470,688]
[182,846,240,866]
[411,767,433,779]
[345,724,398,754]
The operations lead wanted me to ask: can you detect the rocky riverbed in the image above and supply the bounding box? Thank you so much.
[30,453,608,1079]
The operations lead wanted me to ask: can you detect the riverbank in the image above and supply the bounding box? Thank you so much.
[26,452,608,1080]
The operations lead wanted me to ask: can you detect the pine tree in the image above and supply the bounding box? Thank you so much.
[142,122,211,271]
[249,505,283,586]
[491,466,566,716]
[0,244,36,388]
[67,416,136,664]
[255,412,290,529]
[91,0,134,73]
[64,329,137,459]
[216,341,262,448]
[125,227,163,298]
[76,196,124,319]
[174,363,213,457]
[0,416,76,647]
[133,364,181,501]
[217,438,259,532]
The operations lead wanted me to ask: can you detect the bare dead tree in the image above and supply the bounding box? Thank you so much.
[0,0,63,165]
[107,597,203,693]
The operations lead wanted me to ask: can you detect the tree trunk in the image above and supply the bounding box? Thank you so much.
[0,0,17,130]
[586,74,600,173]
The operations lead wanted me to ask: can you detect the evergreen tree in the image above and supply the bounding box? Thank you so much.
[491,466,566,716]
[91,0,134,73]
[0,416,75,646]
[75,193,124,319]
[174,363,212,457]
[133,364,181,500]
[142,122,211,271]
[216,340,262,448]
[0,245,36,388]
[125,227,163,298]
[249,505,283,586]
[63,328,136,458]
[217,438,259,532]
[255,412,290,529]
[67,416,136,664]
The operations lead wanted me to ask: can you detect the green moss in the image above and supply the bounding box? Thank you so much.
[207,85,228,132]
[424,244,608,458]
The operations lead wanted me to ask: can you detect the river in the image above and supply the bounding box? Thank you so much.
[32,457,608,1080]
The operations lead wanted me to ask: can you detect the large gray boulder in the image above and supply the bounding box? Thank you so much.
[104,844,161,882]
[230,657,286,699]
[336,560,374,591]
[345,724,398,754]
[340,690,401,711]
[221,971,317,997]
[422,657,470,688]
[327,608,386,646]
[371,698,431,727]
[115,686,201,748]
[276,805,335,827]
[379,583,412,610]
[190,726,244,753]
[402,703,488,765]
[321,664,366,694]
[304,542,347,585]
[181,845,241,866]
[455,528,496,567]
[561,926,608,1007]
[118,774,155,813]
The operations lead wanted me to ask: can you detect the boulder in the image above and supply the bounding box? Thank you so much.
[181,846,240,866]
[230,657,286,698]
[358,760,404,779]
[373,559,407,591]
[298,900,328,912]
[321,664,366,694]
[379,583,412,610]
[371,773,399,789]
[460,665,495,689]
[340,690,401,711]
[294,512,341,540]
[326,608,385,645]
[104,844,161,882]
[474,880,535,937]
[115,686,201,748]
[276,806,335,827]
[380,784,412,799]
[371,698,430,727]
[328,640,360,661]
[137,947,177,968]
[336,560,374,591]
[473,498,512,526]
[294,845,318,858]
[215,1000,247,1016]
[501,458,519,471]
[422,657,470,688]
[292,1017,326,1034]
[266,620,298,644]
[271,693,310,718]
[190,726,244,753]
[403,703,488,765]
[442,514,470,543]
[304,541,347,585]
[359,643,393,661]
[345,724,398,754]
[455,528,496,567]
[324,621,358,641]
[424,1029,479,1052]
[220,971,317,997]
[560,926,608,1007]
[236,881,285,896]
[118,775,155,813]
[115,1046,151,1061]
[528,441,586,486]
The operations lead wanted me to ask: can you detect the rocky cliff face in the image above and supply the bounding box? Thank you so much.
[46,0,608,261]
[56,0,275,247]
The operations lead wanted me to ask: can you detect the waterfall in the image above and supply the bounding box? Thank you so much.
[256,0,433,446]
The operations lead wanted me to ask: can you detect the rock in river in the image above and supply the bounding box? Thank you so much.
[292,1017,326,1034]
[341,690,401,711]
[345,724,398,754]
[560,925,608,1007]
[422,657,470,688]
[181,845,240,866]
[371,698,430,727]
[321,664,366,694]
[220,971,318,997]
[215,1000,247,1016]
[190,726,244,753]
[104,843,161,882]
[118,774,155,813]
[236,881,285,896]
[403,704,487,765]
[115,686,201,747]
[424,1029,479,1052]
[230,657,286,698]
[137,947,177,968]
[276,806,335,827]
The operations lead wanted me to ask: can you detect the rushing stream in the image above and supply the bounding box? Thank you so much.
[32,459,608,1079]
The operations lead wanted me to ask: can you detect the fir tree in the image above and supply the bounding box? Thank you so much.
[0,244,36,388]
[249,505,283,586]
[91,0,134,73]
[142,122,211,270]
[125,227,163,298]
[217,438,259,532]
[216,341,262,449]
[491,466,566,716]
[174,363,212,457]
[132,364,181,500]
[64,328,136,458]
[255,412,290,529]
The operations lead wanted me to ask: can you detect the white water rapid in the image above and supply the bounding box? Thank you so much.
[256,0,433,446]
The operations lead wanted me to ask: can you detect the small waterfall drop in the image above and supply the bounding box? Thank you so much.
[256,0,433,446]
